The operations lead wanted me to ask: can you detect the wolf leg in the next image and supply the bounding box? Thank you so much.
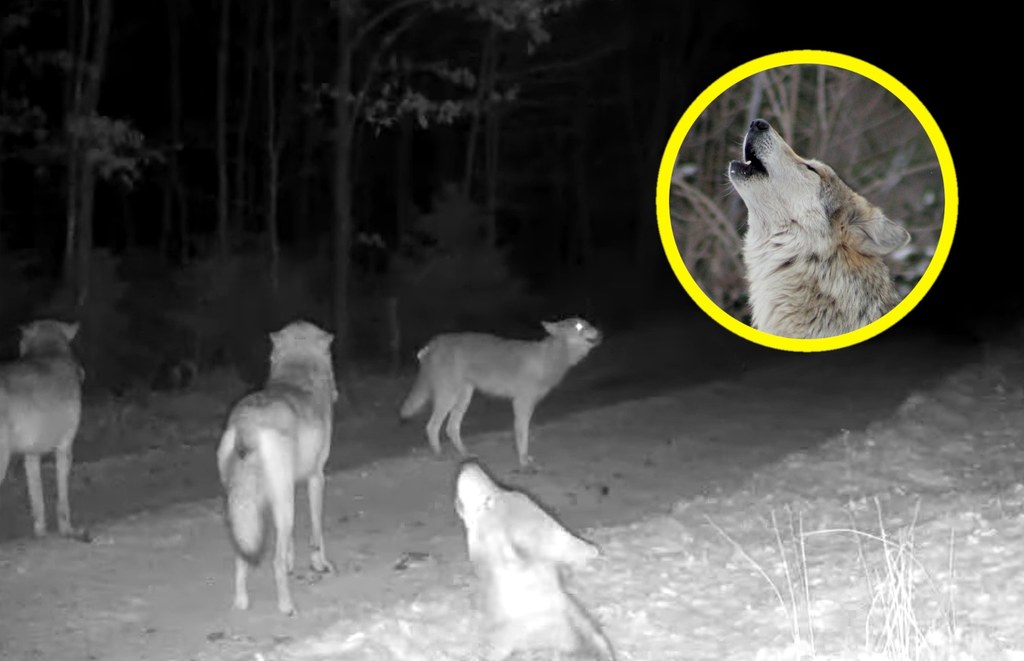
[511,397,537,469]
[567,594,617,661]
[307,471,336,573]
[0,438,10,492]
[264,438,297,615]
[445,385,475,456]
[23,454,47,536]
[271,491,297,616]
[233,556,251,610]
[425,389,456,456]
[55,445,89,541]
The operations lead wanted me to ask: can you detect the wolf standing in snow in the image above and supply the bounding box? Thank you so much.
[728,118,911,339]
[216,320,339,616]
[399,318,602,468]
[454,459,615,660]
[0,320,89,541]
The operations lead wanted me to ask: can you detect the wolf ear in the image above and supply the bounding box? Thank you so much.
[541,321,558,336]
[62,322,81,341]
[850,209,911,257]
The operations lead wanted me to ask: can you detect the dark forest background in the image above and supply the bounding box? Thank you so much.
[0,1,1002,395]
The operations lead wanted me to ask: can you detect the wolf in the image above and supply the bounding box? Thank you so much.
[454,459,615,661]
[216,320,339,616]
[728,118,911,339]
[0,319,89,541]
[399,317,602,468]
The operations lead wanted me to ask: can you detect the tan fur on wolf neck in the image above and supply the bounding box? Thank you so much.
[729,120,910,339]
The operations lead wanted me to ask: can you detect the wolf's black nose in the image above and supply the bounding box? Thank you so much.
[751,118,770,132]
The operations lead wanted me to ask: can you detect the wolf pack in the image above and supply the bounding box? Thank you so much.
[0,120,909,660]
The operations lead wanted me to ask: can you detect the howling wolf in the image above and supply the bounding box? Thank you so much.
[454,459,615,660]
[728,118,911,339]
[400,318,602,467]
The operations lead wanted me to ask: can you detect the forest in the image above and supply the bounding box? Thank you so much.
[0,1,770,393]
[0,0,994,396]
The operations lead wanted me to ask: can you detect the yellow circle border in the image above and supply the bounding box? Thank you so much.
[656,50,958,352]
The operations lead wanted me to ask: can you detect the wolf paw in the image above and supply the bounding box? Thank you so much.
[424,450,449,463]
[233,593,250,611]
[278,600,297,617]
[512,460,538,476]
[310,554,336,574]
[59,526,92,543]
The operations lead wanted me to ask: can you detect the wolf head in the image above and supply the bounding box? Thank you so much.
[268,320,337,400]
[269,320,334,357]
[727,119,912,338]
[454,460,613,660]
[541,317,603,363]
[728,119,910,258]
[18,319,80,357]
[454,459,600,570]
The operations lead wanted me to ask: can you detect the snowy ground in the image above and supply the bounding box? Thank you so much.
[263,345,1024,661]
[0,318,1014,661]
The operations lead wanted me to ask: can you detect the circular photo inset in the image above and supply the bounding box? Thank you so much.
[657,51,957,352]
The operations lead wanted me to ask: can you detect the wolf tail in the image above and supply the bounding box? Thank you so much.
[221,426,267,565]
[398,344,433,420]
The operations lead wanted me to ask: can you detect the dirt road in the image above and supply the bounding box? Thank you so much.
[0,316,977,661]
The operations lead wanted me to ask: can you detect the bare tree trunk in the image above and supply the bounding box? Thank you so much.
[66,0,113,308]
[483,98,500,247]
[550,132,568,269]
[730,72,767,221]
[386,296,400,374]
[265,0,280,294]
[62,0,85,288]
[265,0,304,297]
[74,167,97,306]
[460,25,493,194]
[0,52,8,254]
[0,134,5,256]
[633,49,671,271]
[292,22,315,242]
[621,4,719,277]
[571,89,592,268]
[167,0,188,265]
[332,5,354,375]
[216,0,231,257]
[159,180,172,258]
[293,119,316,243]
[460,24,498,243]
[814,65,833,156]
[395,113,413,240]
[233,3,261,235]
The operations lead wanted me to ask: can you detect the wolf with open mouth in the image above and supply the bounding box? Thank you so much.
[728,118,911,339]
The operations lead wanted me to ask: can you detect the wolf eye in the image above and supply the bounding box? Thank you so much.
[575,322,583,331]
[804,163,819,175]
